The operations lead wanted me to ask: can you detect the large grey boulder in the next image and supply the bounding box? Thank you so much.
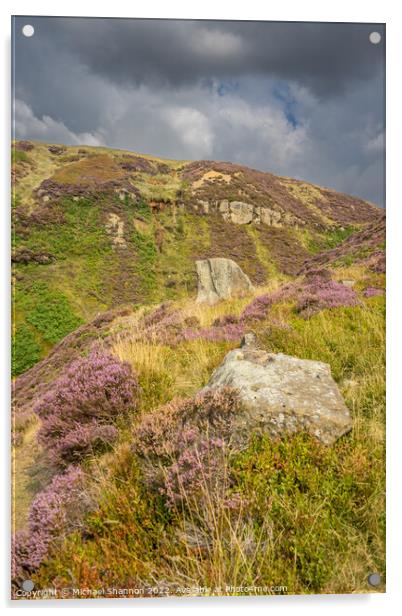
[196,257,254,305]
[202,342,352,445]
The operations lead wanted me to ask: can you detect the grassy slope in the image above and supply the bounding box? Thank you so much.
[12,142,382,375]
[11,142,385,595]
[16,266,384,595]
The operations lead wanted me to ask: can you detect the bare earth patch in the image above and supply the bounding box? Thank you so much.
[192,170,232,189]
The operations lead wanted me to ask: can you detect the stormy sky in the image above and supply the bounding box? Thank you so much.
[12,17,385,206]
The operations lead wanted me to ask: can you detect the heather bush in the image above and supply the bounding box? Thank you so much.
[134,387,240,459]
[240,293,273,321]
[143,302,173,328]
[183,315,201,328]
[212,314,239,327]
[303,267,333,282]
[132,388,240,505]
[163,427,226,505]
[238,283,294,323]
[35,347,139,468]
[12,466,90,580]
[179,322,245,343]
[236,270,359,323]
[140,304,184,344]
[296,274,359,317]
[363,286,384,298]
[48,422,118,468]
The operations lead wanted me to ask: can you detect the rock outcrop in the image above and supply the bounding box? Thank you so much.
[225,201,254,224]
[196,257,254,304]
[196,198,292,227]
[202,340,352,445]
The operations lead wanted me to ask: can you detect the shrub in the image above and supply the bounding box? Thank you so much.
[239,284,294,323]
[132,388,240,505]
[163,427,226,505]
[230,432,384,592]
[141,303,184,342]
[212,314,239,327]
[143,302,173,328]
[179,322,245,343]
[296,274,359,317]
[12,466,90,579]
[237,270,359,323]
[48,422,118,468]
[35,347,139,468]
[240,293,273,322]
[363,287,384,298]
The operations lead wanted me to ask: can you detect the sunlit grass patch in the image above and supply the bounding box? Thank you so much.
[134,171,182,202]
[51,154,125,186]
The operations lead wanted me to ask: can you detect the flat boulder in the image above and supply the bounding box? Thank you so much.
[202,341,352,445]
[196,257,254,305]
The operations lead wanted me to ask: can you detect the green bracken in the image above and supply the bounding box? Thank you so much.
[12,324,41,376]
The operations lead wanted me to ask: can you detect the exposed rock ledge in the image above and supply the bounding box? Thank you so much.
[193,199,298,227]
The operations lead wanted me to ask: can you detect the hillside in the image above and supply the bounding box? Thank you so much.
[11,141,385,597]
[11,140,383,375]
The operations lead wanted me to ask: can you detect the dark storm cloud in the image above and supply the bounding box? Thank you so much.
[12,16,385,206]
[15,17,385,97]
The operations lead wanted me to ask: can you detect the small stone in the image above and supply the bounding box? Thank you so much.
[240,332,257,348]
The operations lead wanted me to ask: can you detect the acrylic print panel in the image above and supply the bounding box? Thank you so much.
[11,16,385,599]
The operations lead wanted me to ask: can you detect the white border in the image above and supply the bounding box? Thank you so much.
[2,1,401,613]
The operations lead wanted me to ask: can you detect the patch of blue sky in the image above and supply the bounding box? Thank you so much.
[216,80,240,97]
[272,83,299,128]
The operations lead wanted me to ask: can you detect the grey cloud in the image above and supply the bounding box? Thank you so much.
[14,17,385,97]
[12,16,385,206]
[14,99,105,146]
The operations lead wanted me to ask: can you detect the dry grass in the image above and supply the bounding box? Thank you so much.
[113,335,227,405]
[12,143,61,210]
[158,460,280,594]
[134,171,182,202]
[12,417,41,531]
[176,280,281,327]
